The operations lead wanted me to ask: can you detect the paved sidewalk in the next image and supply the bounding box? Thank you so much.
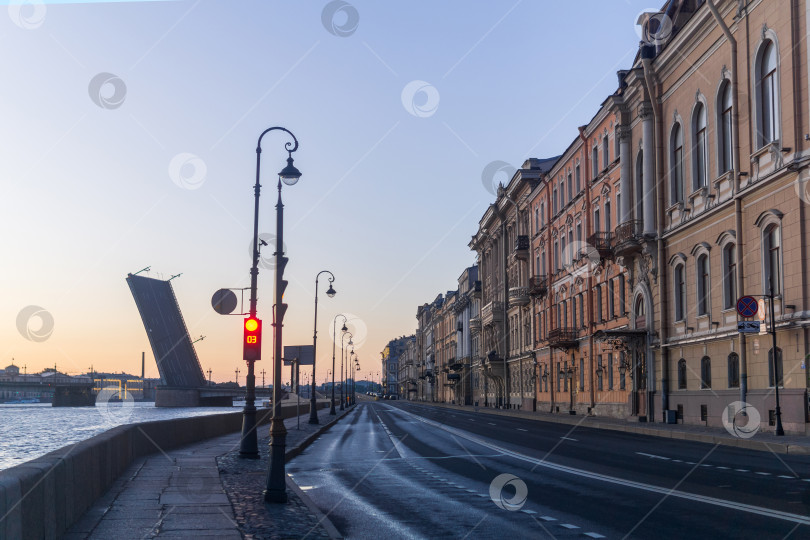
[64,405,353,539]
[407,400,810,455]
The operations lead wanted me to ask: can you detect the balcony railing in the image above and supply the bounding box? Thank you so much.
[613,220,644,257]
[548,328,579,349]
[508,286,530,307]
[587,232,614,259]
[529,275,548,297]
[469,316,482,334]
[481,301,504,325]
[513,235,529,260]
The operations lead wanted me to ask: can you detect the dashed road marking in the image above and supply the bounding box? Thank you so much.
[521,509,537,515]
[560,437,578,442]
[735,469,749,472]
[538,516,557,521]
[560,523,580,529]
[517,428,528,432]
[584,533,606,538]
[755,472,771,476]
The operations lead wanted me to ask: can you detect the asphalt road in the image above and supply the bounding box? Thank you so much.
[287,399,810,539]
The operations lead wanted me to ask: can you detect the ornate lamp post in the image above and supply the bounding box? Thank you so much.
[310,271,336,424]
[341,332,353,410]
[241,127,300,464]
[260,127,302,504]
[330,315,347,415]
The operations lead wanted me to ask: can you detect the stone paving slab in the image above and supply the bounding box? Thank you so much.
[64,403,351,539]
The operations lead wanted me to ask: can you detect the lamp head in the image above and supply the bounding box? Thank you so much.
[341,323,348,333]
[326,284,336,298]
[279,155,302,186]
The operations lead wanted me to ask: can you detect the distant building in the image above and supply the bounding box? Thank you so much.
[381,336,414,396]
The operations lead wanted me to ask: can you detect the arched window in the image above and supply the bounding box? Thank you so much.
[674,264,686,321]
[728,353,740,388]
[635,151,644,230]
[670,123,684,203]
[719,81,733,173]
[763,224,782,295]
[757,40,779,146]
[700,356,711,389]
[697,254,710,316]
[692,103,708,190]
[768,347,783,388]
[634,295,646,328]
[677,359,687,389]
[722,243,737,309]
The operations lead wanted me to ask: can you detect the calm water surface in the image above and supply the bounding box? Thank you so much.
[0,402,252,470]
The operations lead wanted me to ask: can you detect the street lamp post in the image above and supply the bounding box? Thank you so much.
[254,126,302,504]
[310,271,336,424]
[566,365,576,414]
[341,332,353,410]
[330,315,348,415]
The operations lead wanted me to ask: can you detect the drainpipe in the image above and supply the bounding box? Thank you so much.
[578,127,596,411]
[641,50,667,422]
[707,0,746,404]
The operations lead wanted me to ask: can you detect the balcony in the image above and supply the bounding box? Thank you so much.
[587,232,614,259]
[548,328,579,349]
[513,235,529,260]
[508,286,530,307]
[481,301,504,326]
[529,275,548,297]
[469,316,482,335]
[613,220,644,258]
[447,358,463,371]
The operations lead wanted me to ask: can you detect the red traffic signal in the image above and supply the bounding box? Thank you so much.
[243,317,262,361]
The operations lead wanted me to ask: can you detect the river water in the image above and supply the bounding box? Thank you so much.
[0,402,254,470]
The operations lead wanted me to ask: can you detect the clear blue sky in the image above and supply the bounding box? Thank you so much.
[2,0,657,383]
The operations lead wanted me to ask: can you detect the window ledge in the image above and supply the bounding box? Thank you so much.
[751,140,781,161]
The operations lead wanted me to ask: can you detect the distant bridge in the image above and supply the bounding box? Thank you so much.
[127,273,237,407]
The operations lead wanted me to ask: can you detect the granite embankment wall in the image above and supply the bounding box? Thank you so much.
[0,401,328,539]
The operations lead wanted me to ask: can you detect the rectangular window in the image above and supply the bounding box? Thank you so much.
[597,355,603,391]
[620,352,626,390]
[553,189,558,215]
[594,208,600,233]
[608,279,615,319]
[540,202,545,224]
[697,126,707,188]
[596,285,603,322]
[562,300,568,328]
[575,165,581,193]
[560,181,565,208]
[603,137,609,169]
[576,222,582,243]
[697,255,709,316]
[534,207,539,233]
[724,245,736,309]
[579,294,584,327]
[579,358,584,391]
[567,173,573,201]
[605,200,611,233]
[722,106,733,172]
[593,147,599,177]
[675,266,686,321]
[608,353,614,390]
[572,295,577,328]
[619,275,626,315]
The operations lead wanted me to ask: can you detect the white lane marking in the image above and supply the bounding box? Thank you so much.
[716,466,730,470]
[488,422,496,426]
[584,533,606,538]
[735,469,749,472]
[521,509,537,515]
[476,493,488,498]
[517,428,528,432]
[685,461,696,465]
[755,472,771,476]
[560,524,580,529]
[803,479,810,482]
[700,464,713,468]
[465,489,477,493]
[394,407,810,527]
[672,459,683,463]
[636,452,670,460]
[779,475,796,479]
[539,516,557,521]
[560,436,578,442]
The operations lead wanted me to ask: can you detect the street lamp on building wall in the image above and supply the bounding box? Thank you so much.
[330,315,348,415]
[310,271,336,424]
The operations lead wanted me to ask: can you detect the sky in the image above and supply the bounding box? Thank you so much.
[2,0,658,384]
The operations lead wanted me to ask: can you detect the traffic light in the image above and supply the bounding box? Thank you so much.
[244,317,262,361]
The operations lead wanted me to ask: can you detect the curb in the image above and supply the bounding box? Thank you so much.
[404,401,810,456]
[283,405,356,540]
